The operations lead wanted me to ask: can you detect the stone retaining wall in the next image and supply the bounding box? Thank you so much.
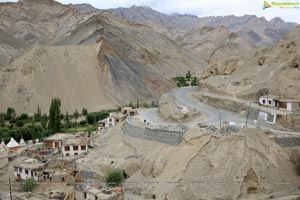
[275,136,300,147]
[121,118,184,146]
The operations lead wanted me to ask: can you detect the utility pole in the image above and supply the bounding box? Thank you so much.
[9,177,12,200]
[245,102,252,127]
[219,113,222,133]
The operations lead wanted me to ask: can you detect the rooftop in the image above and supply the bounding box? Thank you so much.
[14,157,46,170]
[44,133,73,141]
[13,192,50,200]
[63,137,88,146]
[76,184,118,199]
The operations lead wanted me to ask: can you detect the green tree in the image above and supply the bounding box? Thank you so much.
[185,70,192,80]
[20,113,28,120]
[40,114,48,129]
[22,178,37,192]
[105,169,124,187]
[36,104,41,119]
[86,114,95,125]
[65,111,70,129]
[296,161,300,176]
[5,107,16,121]
[191,76,199,86]
[82,108,88,116]
[0,114,5,127]
[48,98,61,132]
[73,110,79,120]
[15,120,24,127]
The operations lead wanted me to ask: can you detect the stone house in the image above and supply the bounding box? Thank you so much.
[259,96,300,112]
[13,157,46,181]
[75,184,119,200]
[61,137,88,157]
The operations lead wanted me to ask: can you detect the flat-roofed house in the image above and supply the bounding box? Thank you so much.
[13,157,46,181]
[61,137,88,157]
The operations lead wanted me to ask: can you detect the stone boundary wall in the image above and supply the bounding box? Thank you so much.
[275,136,300,147]
[121,118,185,146]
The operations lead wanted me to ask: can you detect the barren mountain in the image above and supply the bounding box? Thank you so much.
[0,0,206,114]
[177,26,254,63]
[198,26,300,100]
[110,6,297,47]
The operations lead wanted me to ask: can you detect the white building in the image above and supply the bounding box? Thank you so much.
[13,158,45,181]
[259,96,300,112]
[259,95,277,107]
[61,137,88,157]
[7,138,21,151]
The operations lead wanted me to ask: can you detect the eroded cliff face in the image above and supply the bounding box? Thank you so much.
[172,129,300,200]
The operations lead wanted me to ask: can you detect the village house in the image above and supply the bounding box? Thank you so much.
[121,107,138,116]
[13,192,51,200]
[61,137,88,157]
[75,184,119,200]
[43,133,71,149]
[13,157,46,181]
[97,107,138,130]
[259,95,300,112]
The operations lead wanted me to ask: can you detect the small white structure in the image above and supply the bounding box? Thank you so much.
[259,96,276,107]
[75,184,119,200]
[19,138,26,147]
[7,138,20,151]
[259,96,300,112]
[13,158,45,181]
[61,137,88,157]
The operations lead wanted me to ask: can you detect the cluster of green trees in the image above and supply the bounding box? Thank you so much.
[0,98,114,143]
[173,71,199,87]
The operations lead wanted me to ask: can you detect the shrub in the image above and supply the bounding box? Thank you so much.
[20,113,28,120]
[15,120,24,127]
[105,169,124,187]
[79,120,87,126]
[22,178,37,192]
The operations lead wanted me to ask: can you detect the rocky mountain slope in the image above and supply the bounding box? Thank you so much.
[177,26,254,63]
[198,26,300,100]
[110,6,297,47]
[77,125,300,199]
[0,0,206,114]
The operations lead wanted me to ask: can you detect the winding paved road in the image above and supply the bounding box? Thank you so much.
[139,86,300,135]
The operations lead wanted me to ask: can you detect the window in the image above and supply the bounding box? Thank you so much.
[64,146,70,151]
[19,168,22,173]
[81,145,86,150]
[84,193,87,199]
[262,99,266,104]
[269,100,272,105]
[109,118,112,122]
[14,167,18,172]
[31,171,34,177]
[66,153,70,156]
[73,146,78,151]
[74,153,78,156]
[95,195,98,200]
[25,169,29,175]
